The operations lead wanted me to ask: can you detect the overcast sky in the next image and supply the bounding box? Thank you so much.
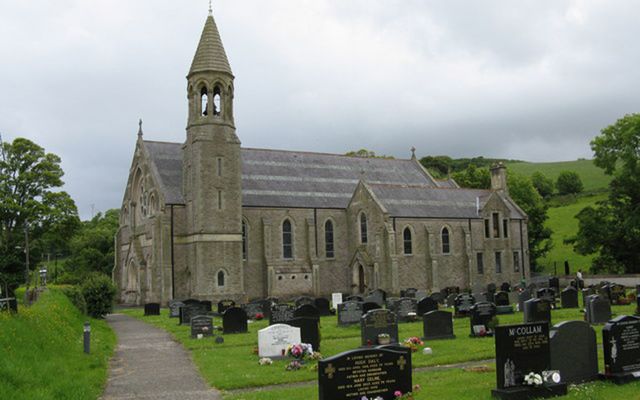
[1,0,639,219]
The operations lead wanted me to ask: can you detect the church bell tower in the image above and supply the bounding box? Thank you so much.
[183,8,244,301]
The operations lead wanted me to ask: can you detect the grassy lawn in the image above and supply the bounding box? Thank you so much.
[121,300,639,399]
[538,193,607,274]
[0,288,116,400]
[506,159,611,192]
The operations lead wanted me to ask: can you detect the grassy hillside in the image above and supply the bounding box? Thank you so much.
[506,159,611,192]
[0,288,116,400]
[537,193,607,274]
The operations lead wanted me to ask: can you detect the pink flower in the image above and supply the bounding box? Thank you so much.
[394,390,402,397]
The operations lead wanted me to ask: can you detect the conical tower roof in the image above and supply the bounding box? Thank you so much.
[189,13,232,76]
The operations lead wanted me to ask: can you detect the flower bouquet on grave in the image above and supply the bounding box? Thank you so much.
[377,333,391,345]
[524,372,543,387]
[285,343,314,360]
[402,336,424,353]
[254,312,264,320]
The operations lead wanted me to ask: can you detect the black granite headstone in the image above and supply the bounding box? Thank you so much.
[581,287,596,307]
[598,283,612,302]
[423,310,455,340]
[470,301,497,336]
[289,316,320,352]
[454,293,475,317]
[560,287,579,309]
[586,294,611,325]
[362,301,380,314]
[495,291,510,306]
[403,288,418,298]
[314,298,332,316]
[222,307,248,334]
[549,277,560,291]
[417,296,438,316]
[294,296,315,307]
[366,289,386,306]
[180,302,209,325]
[318,347,412,400]
[217,299,235,315]
[500,282,512,292]
[294,303,320,319]
[346,295,364,302]
[550,320,599,384]
[269,303,295,325]
[487,283,497,294]
[482,291,495,304]
[144,303,160,316]
[430,292,445,304]
[536,288,556,307]
[602,315,640,383]
[492,322,567,399]
[337,301,363,326]
[390,297,417,322]
[191,315,214,338]
[201,300,212,312]
[518,290,532,312]
[360,309,399,346]
[523,298,551,325]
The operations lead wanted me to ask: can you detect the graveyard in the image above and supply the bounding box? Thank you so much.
[119,291,640,400]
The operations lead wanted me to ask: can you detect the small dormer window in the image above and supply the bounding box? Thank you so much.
[201,86,209,116]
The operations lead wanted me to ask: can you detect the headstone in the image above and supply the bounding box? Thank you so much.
[385,297,399,310]
[362,301,380,314]
[581,287,596,307]
[517,290,532,313]
[346,295,364,302]
[217,299,235,315]
[445,293,457,308]
[454,293,475,317]
[289,316,320,352]
[403,288,418,298]
[560,287,579,309]
[365,289,385,306]
[422,310,455,340]
[201,300,212,312]
[523,298,551,325]
[430,291,445,304]
[294,304,320,319]
[536,288,556,307]
[417,296,438,316]
[144,303,160,316]
[492,322,567,399]
[168,300,184,318]
[331,292,343,309]
[549,277,560,291]
[222,307,248,334]
[318,347,412,400]
[598,283,612,302]
[500,282,511,292]
[265,297,279,307]
[487,283,497,294]
[337,301,363,326]
[609,284,627,305]
[180,302,209,325]
[508,291,519,306]
[258,323,301,359]
[243,301,265,320]
[495,291,510,306]
[585,295,611,325]
[314,298,332,316]
[482,291,495,304]
[295,296,315,307]
[602,315,640,383]
[416,289,429,301]
[469,301,497,337]
[190,315,214,338]
[550,321,599,384]
[270,303,295,325]
[360,309,399,346]
[389,297,417,322]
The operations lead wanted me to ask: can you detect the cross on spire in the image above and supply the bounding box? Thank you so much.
[208,0,212,15]
[137,118,143,137]
[410,146,416,160]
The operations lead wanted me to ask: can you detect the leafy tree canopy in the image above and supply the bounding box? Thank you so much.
[531,171,554,198]
[451,165,491,189]
[0,137,79,291]
[345,149,394,159]
[556,170,584,195]
[574,113,640,273]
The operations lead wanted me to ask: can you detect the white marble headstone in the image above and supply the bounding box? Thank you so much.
[258,324,301,358]
[332,293,343,309]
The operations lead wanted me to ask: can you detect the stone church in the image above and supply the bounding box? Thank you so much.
[113,11,530,305]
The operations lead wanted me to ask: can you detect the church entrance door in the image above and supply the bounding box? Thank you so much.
[358,264,365,294]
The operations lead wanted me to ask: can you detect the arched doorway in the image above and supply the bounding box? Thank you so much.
[358,264,365,294]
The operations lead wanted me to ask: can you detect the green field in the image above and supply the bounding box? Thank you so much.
[0,288,116,400]
[538,193,607,274]
[122,301,640,399]
[506,159,611,192]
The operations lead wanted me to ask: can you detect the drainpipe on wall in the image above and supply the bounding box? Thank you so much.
[170,205,176,299]
[519,219,525,281]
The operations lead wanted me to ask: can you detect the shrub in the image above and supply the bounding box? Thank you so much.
[81,274,116,318]
[556,171,584,195]
[62,285,87,314]
[531,171,554,197]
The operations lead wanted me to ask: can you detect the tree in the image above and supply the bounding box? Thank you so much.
[419,155,452,178]
[61,209,119,280]
[531,171,554,197]
[345,149,394,159]
[555,171,583,195]
[507,173,553,270]
[0,137,79,291]
[450,165,491,189]
[573,113,640,273]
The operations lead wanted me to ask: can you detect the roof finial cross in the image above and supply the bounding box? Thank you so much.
[208,0,213,15]
[410,146,416,160]
[138,118,143,137]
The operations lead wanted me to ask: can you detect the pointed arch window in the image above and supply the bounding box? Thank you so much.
[242,220,248,261]
[213,86,222,116]
[360,213,368,244]
[442,227,450,254]
[200,86,209,116]
[325,220,334,258]
[217,270,225,287]
[283,219,293,259]
[403,227,413,255]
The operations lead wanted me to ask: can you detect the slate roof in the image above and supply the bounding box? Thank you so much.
[142,141,526,220]
[189,15,232,76]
